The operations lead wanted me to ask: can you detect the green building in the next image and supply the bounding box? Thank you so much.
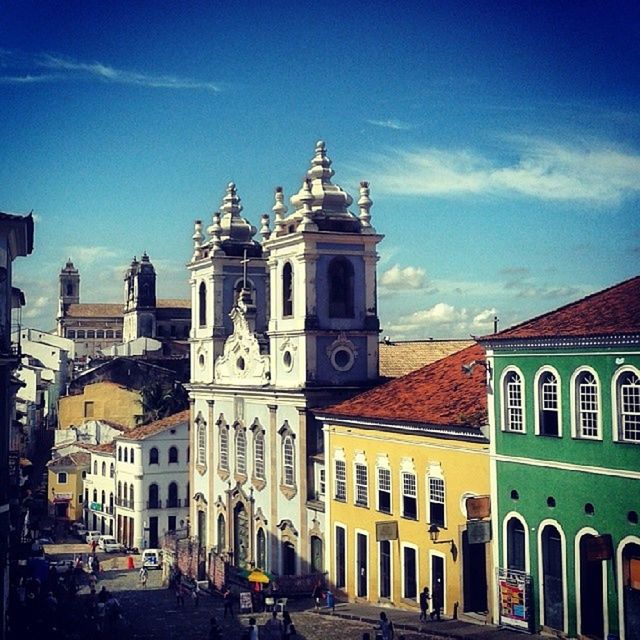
[481,276,640,639]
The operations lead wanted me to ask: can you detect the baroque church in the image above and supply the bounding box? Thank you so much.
[188,141,383,579]
[56,253,190,359]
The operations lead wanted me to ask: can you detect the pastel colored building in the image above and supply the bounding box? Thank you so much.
[316,343,492,620]
[481,276,640,639]
[47,451,90,521]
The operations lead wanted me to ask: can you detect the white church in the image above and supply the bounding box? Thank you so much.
[187,141,383,581]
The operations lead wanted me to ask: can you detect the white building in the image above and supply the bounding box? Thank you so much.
[188,141,382,579]
[112,410,190,550]
[84,443,116,535]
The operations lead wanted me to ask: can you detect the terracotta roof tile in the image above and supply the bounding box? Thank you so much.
[157,299,191,308]
[485,276,640,341]
[48,451,91,468]
[119,409,189,441]
[379,339,474,378]
[319,343,487,428]
[66,303,123,318]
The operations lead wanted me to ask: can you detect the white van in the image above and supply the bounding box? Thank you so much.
[85,530,101,544]
[142,548,162,569]
[98,535,124,553]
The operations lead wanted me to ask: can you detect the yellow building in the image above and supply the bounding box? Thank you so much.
[58,381,142,430]
[317,344,493,621]
[47,451,90,521]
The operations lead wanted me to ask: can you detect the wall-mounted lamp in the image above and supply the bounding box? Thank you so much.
[428,524,458,561]
[461,360,492,379]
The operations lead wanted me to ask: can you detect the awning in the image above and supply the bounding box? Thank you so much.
[247,569,271,584]
[19,458,33,467]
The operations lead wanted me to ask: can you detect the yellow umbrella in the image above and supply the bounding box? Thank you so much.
[247,569,270,584]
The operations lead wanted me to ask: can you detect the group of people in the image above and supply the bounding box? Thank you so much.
[208,609,296,640]
[418,580,444,623]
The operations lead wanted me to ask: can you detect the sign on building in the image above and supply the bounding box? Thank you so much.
[376,521,398,542]
[497,568,532,632]
[466,495,491,519]
[467,520,491,544]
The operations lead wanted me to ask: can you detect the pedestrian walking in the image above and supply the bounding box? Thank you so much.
[263,610,282,640]
[139,566,148,588]
[325,589,335,614]
[431,578,443,621]
[175,580,185,607]
[311,581,323,612]
[419,586,430,622]
[375,611,394,640]
[222,585,233,618]
[191,581,200,607]
[282,611,296,639]
[246,616,259,640]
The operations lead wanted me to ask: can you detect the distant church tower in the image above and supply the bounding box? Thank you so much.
[264,140,382,388]
[188,182,268,384]
[123,252,157,341]
[59,259,80,306]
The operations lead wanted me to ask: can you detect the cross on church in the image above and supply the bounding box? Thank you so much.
[241,249,250,290]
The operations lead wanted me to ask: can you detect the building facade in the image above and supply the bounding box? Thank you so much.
[482,276,640,639]
[47,451,89,522]
[317,344,492,619]
[0,211,33,640]
[188,141,382,580]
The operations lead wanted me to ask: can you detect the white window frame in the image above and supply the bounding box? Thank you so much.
[534,366,562,437]
[334,522,347,590]
[612,366,640,444]
[501,367,526,433]
[335,458,347,501]
[219,423,229,471]
[427,475,446,528]
[570,367,601,440]
[282,436,295,486]
[401,542,419,601]
[401,471,418,520]
[58,472,68,484]
[254,430,265,480]
[354,461,368,508]
[376,465,392,514]
[197,417,206,465]
[236,428,247,476]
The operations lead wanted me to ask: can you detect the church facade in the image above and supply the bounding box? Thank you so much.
[56,254,190,359]
[188,141,383,579]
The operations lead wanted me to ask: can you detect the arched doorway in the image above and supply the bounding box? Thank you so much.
[541,524,564,632]
[233,503,249,568]
[282,541,296,575]
[310,535,323,573]
[622,542,640,640]
[579,533,604,639]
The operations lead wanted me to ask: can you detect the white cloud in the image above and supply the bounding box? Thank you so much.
[23,295,51,319]
[380,264,429,290]
[367,118,412,131]
[64,246,119,265]
[363,137,640,204]
[0,48,221,92]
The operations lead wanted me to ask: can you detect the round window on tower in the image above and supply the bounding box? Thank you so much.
[331,347,354,372]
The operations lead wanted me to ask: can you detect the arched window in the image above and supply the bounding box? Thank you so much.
[537,370,560,436]
[149,447,159,465]
[67,329,76,339]
[87,330,95,338]
[217,514,226,552]
[96,330,104,338]
[117,446,122,462]
[66,282,73,296]
[93,489,97,503]
[168,482,178,507]
[123,483,128,502]
[124,448,128,463]
[256,528,266,570]
[506,517,526,571]
[101,490,105,506]
[282,262,293,317]
[197,416,206,466]
[109,463,114,478]
[93,460,98,475]
[117,481,122,500]
[77,330,85,339]
[574,370,600,439]
[130,448,134,464]
[503,370,525,432]
[148,483,159,509]
[101,461,106,476]
[129,484,134,507]
[168,446,178,464]
[236,429,246,476]
[199,281,207,326]
[616,370,640,443]
[254,431,265,480]
[328,257,354,318]
[219,425,229,471]
[283,436,295,486]
[109,492,114,512]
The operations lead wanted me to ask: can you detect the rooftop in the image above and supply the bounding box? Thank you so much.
[379,339,474,378]
[318,343,487,431]
[118,409,189,441]
[483,275,640,342]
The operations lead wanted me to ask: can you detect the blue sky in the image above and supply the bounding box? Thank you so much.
[2,1,639,339]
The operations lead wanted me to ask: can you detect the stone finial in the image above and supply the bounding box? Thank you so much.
[220,182,243,217]
[298,178,318,231]
[260,213,271,242]
[207,212,222,253]
[192,219,204,260]
[358,181,374,233]
[272,186,287,231]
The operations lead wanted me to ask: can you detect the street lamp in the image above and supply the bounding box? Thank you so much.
[428,524,458,562]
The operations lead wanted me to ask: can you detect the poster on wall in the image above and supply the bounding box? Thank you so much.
[497,568,532,631]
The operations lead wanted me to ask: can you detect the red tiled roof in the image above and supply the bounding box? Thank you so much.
[157,299,191,308]
[380,339,474,378]
[318,344,487,428]
[119,409,189,441]
[66,303,123,318]
[485,276,640,341]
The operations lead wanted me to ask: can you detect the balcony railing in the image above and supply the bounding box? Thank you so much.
[115,498,133,509]
[146,500,162,509]
[146,498,189,510]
